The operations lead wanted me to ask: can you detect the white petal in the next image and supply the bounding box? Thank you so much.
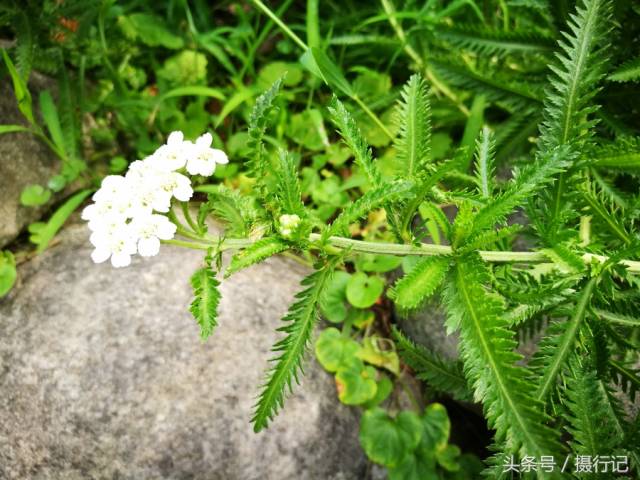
[187,158,214,177]
[156,220,177,240]
[102,175,126,188]
[111,253,132,268]
[81,204,96,220]
[196,133,213,147]
[138,236,160,257]
[211,149,229,164]
[167,131,184,146]
[91,247,111,264]
[173,184,193,202]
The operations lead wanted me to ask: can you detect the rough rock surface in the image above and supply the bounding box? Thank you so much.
[0,73,60,248]
[0,223,368,480]
[396,297,460,361]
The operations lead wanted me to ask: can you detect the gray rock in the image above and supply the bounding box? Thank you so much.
[0,223,368,480]
[396,297,460,361]
[0,73,60,248]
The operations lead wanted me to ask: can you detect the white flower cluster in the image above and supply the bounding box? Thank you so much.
[82,131,228,267]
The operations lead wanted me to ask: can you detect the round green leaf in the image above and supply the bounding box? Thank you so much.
[336,364,377,405]
[359,408,422,467]
[259,61,303,87]
[420,403,450,453]
[315,327,360,372]
[47,175,67,192]
[436,444,461,472]
[320,271,351,323]
[364,375,394,408]
[346,272,384,308]
[389,452,438,480]
[348,308,375,329]
[20,184,51,207]
[356,254,403,273]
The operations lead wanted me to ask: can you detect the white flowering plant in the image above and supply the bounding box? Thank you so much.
[78,0,640,476]
[82,131,227,267]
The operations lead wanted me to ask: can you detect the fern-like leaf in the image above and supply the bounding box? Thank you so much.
[274,149,305,216]
[532,277,597,402]
[252,259,337,431]
[581,184,632,245]
[472,145,571,233]
[328,96,381,186]
[608,56,640,83]
[392,326,471,402]
[538,0,612,150]
[565,360,618,456]
[326,180,413,237]
[590,138,640,169]
[394,73,431,179]
[200,186,256,238]
[473,126,496,199]
[189,265,221,340]
[246,77,283,192]
[225,237,289,278]
[435,25,555,55]
[443,253,561,458]
[389,255,450,311]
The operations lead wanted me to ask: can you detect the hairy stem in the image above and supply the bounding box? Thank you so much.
[171,231,640,273]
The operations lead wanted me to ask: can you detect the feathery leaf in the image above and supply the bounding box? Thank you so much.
[443,253,561,458]
[226,237,289,278]
[328,96,381,186]
[189,265,222,340]
[252,258,338,431]
[389,255,450,311]
[394,73,431,178]
[392,326,471,402]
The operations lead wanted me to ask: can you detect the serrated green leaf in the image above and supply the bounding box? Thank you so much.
[189,266,221,340]
[252,259,338,431]
[394,74,431,178]
[226,237,288,277]
[389,256,450,311]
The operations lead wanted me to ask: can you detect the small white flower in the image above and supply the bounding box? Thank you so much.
[92,175,127,203]
[185,133,229,177]
[89,222,138,268]
[130,214,177,257]
[153,131,191,171]
[279,214,301,238]
[83,130,230,268]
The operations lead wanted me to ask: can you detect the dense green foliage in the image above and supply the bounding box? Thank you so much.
[2,0,640,478]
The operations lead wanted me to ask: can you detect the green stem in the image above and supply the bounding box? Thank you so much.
[353,95,394,140]
[250,0,393,140]
[163,230,640,274]
[250,0,309,51]
[181,202,200,233]
[379,0,470,116]
[162,239,211,250]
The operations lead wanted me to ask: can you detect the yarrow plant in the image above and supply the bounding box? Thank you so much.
[77,0,640,477]
[82,132,228,267]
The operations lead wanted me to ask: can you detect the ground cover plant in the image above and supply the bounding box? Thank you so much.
[2,0,640,478]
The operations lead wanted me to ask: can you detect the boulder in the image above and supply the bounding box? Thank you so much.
[0,222,368,479]
[396,297,460,361]
[0,72,60,248]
